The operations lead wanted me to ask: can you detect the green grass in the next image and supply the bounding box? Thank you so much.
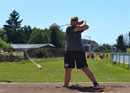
[0,58,130,82]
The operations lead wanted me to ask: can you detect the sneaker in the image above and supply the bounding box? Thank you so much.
[93,82,100,88]
[62,86,68,88]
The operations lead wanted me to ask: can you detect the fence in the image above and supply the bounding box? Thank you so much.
[110,53,130,69]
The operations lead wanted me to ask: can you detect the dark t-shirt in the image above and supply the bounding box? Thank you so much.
[65,25,84,51]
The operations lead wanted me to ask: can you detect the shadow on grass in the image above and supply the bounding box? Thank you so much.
[0,80,12,83]
[67,84,104,92]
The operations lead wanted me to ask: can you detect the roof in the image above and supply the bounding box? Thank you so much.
[11,44,55,50]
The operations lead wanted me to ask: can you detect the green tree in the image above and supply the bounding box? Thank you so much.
[103,44,111,50]
[22,25,33,43]
[94,46,110,52]
[50,24,66,48]
[0,29,7,41]
[29,28,50,44]
[116,35,126,52]
[3,10,23,43]
[0,38,11,52]
[0,29,11,52]
[43,28,50,43]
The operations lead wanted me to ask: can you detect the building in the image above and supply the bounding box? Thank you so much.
[11,44,55,51]
[11,44,55,58]
[111,46,117,52]
[83,43,98,52]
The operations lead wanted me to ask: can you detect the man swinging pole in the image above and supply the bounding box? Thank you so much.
[63,16,100,88]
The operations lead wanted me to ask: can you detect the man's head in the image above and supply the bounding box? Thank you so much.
[70,16,83,26]
[71,16,78,21]
[70,16,79,26]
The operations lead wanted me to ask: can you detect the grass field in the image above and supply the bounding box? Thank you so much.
[0,57,130,82]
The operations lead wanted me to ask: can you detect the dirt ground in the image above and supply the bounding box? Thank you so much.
[0,82,130,93]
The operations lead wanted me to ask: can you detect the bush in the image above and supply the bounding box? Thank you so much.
[94,46,110,52]
[0,38,11,49]
[0,52,23,62]
[31,48,49,58]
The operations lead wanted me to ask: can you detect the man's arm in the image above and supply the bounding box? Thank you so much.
[74,20,89,32]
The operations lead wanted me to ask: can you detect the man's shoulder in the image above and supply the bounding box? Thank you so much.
[67,25,72,29]
[66,25,76,31]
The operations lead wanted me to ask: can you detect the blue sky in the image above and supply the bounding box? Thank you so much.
[0,0,130,45]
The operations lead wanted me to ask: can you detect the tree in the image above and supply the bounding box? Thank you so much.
[42,28,50,44]
[103,44,111,50]
[94,46,110,52]
[116,35,126,52]
[0,38,11,52]
[50,24,66,48]
[29,28,50,44]
[3,10,23,43]
[123,33,129,48]
[22,25,33,43]
[0,29,7,41]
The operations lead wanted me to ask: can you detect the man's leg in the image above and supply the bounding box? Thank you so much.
[81,67,100,87]
[81,67,96,83]
[64,68,72,87]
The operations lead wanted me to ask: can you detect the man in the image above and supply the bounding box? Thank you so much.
[64,16,100,88]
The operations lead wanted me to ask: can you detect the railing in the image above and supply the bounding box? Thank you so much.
[110,53,130,69]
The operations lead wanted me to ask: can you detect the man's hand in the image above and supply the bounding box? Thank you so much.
[83,25,89,31]
[78,20,86,25]
[80,20,86,26]
[74,20,89,32]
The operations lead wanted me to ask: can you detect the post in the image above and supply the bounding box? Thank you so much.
[128,53,130,70]
[123,53,125,68]
[110,53,112,64]
[111,53,114,64]
[116,53,117,64]
[119,53,120,66]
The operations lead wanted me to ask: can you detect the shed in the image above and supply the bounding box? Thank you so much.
[11,44,55,51]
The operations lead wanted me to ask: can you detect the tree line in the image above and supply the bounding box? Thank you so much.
[0,10,66,50]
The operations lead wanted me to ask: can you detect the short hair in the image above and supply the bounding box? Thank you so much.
[71,16,78,21]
